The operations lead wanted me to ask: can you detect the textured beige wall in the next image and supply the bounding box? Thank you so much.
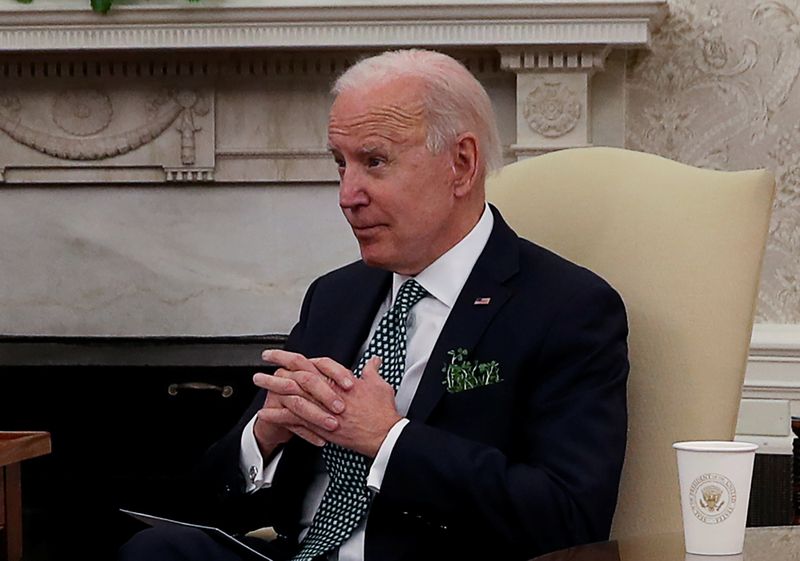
[626,0,800,323]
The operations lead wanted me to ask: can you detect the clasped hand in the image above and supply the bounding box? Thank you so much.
[253,349,402,459]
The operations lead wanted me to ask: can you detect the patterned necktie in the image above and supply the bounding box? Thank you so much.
[291,279,429,561]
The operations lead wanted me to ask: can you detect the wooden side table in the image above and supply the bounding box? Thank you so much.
[0,432,51,561]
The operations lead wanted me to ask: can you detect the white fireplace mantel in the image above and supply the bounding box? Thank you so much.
[0,0,669,186]
[0,0,667,52]
[0,0,668,336]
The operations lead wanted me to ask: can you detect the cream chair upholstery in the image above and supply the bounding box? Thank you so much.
[486,147,775,539]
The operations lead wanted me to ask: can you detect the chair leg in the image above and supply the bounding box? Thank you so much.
[2,464,22,561]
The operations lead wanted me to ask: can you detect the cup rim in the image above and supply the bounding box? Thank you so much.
[673,440,758,453]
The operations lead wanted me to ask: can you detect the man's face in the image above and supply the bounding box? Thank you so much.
[328,79,462,275]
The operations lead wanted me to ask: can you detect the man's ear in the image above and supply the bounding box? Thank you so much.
[451,133,480,198]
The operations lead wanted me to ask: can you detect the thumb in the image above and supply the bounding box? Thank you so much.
[362,356,382,381]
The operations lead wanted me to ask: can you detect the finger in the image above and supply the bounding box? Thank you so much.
[361,356,383,382]
[257,405,303,427]
[257,408,327,447]
[310,357,355,390]
[253,372,275,390]
[276,367,347,414]
[253,372,311,400]
[259,402,337,445]
[256,369,336,407]
[255,370,302,393]
[274,394,340,433]
[262,349,322,377]
[288,426,327,447]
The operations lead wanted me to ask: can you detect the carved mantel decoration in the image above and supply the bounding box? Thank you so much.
[0,0,667,183]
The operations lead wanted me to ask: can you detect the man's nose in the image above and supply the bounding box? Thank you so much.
[339,168,368,209]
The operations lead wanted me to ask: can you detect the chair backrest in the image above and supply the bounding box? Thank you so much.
[486,147,775,539]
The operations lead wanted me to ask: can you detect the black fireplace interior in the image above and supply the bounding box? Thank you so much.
[0,335,286,561]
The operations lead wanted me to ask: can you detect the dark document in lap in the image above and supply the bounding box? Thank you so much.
[120,509,277,561]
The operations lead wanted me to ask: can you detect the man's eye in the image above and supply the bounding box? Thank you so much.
[334,159,345,169]
[367,157,384,168]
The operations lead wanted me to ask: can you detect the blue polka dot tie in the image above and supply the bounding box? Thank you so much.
[291,279,429,561]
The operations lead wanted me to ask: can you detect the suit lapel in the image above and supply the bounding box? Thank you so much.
[323,264,392,368]
[407,206,519,422]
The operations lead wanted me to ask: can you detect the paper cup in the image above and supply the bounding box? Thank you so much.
[685,553,743,561]
[673,441,757,555]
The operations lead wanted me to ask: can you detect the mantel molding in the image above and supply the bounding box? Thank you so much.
[0,0,669,183]
[750,323,800,358]
[0,0,667,52]
[743,323,800,404]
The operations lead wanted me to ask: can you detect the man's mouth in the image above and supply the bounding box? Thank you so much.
[351,224,383,235]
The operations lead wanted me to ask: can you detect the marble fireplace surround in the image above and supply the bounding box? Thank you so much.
[0,0,668,183]
[0,0,667,338]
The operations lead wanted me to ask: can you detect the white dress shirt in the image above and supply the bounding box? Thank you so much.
[239,204,494,561]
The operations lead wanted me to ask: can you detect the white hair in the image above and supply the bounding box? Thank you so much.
[332,49,503,174]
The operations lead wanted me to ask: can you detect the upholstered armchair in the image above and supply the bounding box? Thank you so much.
[487,147,775,539]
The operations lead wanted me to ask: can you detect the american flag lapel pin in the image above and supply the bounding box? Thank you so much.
[473,297,491,306]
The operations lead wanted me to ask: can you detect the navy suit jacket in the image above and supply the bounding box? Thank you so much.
[200,206,629,561]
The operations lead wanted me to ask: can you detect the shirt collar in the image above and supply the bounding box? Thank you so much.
[391,203,494,309]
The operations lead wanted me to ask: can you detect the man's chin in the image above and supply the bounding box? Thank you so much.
[359,252,390,270]
[357,244,395,270]
[359,250,423,275]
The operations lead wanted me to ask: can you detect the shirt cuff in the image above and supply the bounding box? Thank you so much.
[239,414,284,493]
[366,418,410,493]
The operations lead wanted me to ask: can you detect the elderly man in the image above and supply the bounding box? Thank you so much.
[120,49,628,561]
